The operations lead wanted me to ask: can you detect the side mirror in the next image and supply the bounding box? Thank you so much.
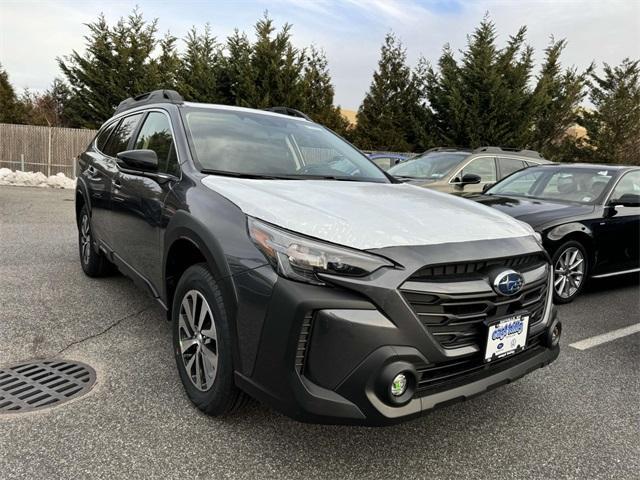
[459,173,482,185]
[604,205,619,218]
[482,182,495,193]
[611,193,640,208]
[116,149,158,173]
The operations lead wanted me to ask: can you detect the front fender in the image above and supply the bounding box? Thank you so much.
[545,222,593,242]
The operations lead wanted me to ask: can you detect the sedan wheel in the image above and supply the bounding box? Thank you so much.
[178,289,219,391]
[554,246,585,301]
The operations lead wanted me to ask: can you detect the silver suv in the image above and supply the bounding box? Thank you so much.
[388,147,551,195]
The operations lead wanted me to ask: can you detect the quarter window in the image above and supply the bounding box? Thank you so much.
[134,112,179,176]
[461,157,496,182]
[498,157,527,178]
[96,121,117,153]
[103,114,143,157]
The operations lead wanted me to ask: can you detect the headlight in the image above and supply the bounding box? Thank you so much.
[248,217,394,285]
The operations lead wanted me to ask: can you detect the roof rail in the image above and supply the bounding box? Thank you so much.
[472,146,542,159]
[263,106,312,121]
[115,90,184,115]
[422,146,472,154]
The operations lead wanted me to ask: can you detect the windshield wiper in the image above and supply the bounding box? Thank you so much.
[201,169,299,180]
[202,169,373,182]
[294,174,362,181]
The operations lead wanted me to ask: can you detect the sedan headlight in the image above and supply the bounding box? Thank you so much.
[248,217,394,285]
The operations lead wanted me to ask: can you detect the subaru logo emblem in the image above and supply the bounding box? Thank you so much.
[493,269,524,296]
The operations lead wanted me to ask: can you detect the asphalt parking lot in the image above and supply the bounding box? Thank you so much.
[1,186,638,480]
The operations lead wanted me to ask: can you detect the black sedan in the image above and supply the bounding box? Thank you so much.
[471,164,640,303]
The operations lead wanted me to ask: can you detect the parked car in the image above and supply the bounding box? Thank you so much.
[388,147,551,194]
[367,152,409,171]
[471,164,640,303]
[76,90,560,425]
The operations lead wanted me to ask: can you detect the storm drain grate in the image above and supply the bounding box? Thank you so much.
[0,360,96,414]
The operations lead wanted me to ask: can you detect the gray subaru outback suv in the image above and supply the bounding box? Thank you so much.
[76,90,561,425]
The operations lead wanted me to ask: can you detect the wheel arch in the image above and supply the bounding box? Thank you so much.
[545,224,595,272]
[163,211,238,321]
[75,178,91,226]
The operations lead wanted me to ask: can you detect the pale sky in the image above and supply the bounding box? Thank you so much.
[1,0,639,109]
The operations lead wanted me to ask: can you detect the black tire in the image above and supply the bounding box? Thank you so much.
[551,240,589,304]
[172,263,248,415]
[78,205,114,277]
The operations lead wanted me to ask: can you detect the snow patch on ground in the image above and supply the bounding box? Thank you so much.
[0,168,76,189]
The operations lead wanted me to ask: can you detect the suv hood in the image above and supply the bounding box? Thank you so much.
[202,177,533,250]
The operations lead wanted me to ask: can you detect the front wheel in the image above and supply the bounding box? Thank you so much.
[172,263,248,415]
[552,240,588,304]
[78,205,114,277]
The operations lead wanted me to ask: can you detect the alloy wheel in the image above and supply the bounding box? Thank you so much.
[80,214,91,265]
[554,247,585,299]
[178,289,219,391]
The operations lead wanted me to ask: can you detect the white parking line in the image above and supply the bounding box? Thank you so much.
[569,323,640,350]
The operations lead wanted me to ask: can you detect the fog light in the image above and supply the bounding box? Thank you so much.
[391,373,407,397]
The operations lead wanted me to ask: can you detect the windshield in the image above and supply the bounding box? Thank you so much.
[387,152,468,179]
[486,167,615,204]
[182,107,388,182]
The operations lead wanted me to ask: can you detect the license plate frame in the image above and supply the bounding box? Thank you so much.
[484,312,529,362]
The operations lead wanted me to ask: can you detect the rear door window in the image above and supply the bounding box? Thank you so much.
[103,114,143,157]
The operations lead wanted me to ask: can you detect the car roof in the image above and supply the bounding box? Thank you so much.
[109,99,312,125]
[536,163,636,170]
[416,147,551,162]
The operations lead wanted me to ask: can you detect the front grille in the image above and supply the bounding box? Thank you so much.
[410,253,546,281]
[414,333,545,396]
[401,256,549,350]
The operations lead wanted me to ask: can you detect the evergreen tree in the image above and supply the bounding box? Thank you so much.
[248,14,304,108]
[300,46,350,135]
[411,57,436,150]
[423,16,589,155]
[219,29,256,106]
[58,10,161,127]
[579,58,640,165]
[0,64,24,123]
[354,33,421,151]
[156,33,181,90]
[529,38,591,158]
[425,19,535,148]
[177,25,225,103]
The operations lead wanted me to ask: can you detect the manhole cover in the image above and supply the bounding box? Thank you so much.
[0,360,96,414]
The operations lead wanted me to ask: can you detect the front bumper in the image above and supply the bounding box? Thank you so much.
[234,237,560,426]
